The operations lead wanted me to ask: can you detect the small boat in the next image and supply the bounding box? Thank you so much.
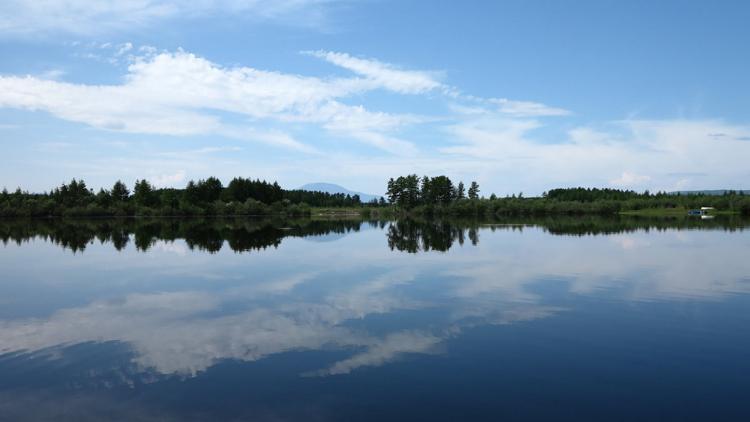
[688,207,715,216]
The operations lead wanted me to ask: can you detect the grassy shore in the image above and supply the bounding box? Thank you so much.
[619,207,739,217]
[310,207,740,218]
[310,206,395,218]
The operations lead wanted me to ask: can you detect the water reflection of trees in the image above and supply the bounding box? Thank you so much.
[530,215,749,236]
[0,218,365,253]
[385,215,747,253]
[387,219,479,253]
[0,215,746,254]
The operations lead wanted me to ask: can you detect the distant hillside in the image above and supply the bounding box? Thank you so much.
[669,190,750,196]
[298,183,381,203]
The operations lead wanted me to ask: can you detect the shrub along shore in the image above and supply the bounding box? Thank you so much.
[2,175,749,218]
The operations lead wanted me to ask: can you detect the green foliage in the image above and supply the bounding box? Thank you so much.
[387,174,421,208]
[456,182,465,200]
[383,180,750,218]
[133,179,158,207]
[112,180,129,202]
[185,177,223,204]
[468,181,480,200]
[283,189,361,207]
[224,177,283,204]
[2,178,748,219]
[0,176,351,217]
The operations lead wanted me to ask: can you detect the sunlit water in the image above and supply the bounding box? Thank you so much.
[1,217,749,421]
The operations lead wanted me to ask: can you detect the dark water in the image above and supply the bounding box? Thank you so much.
[1,216,750,421]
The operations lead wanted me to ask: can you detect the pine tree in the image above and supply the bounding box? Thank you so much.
[134,179,157,207]
[468,181,480,200]
[112,180,130,202]
[456,182,465,200]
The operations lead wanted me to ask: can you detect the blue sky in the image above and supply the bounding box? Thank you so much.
[1,0,749,196]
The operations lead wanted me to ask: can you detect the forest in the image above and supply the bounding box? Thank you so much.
[2,175,749,218]
[384,174,750,217]
[0,177,365,217]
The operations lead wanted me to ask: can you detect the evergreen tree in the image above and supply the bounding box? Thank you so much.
[420,176,431,204]
[430,175,454,204]
[134,179,157,207]
[456,182,466,200]
[96,188,112,207]
[468,181,480,199]
[112,181,130,202]
[386,178,397,204]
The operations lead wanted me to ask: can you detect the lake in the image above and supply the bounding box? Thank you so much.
[1,216,750,421]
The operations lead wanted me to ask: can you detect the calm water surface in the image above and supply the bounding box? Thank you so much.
[1,217,749,421]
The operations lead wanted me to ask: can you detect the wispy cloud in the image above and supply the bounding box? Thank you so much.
[490,98,571,117]
[306,50,444,94]
[0,0,339,37]
[0,50,420,154]
[3,44,747,193]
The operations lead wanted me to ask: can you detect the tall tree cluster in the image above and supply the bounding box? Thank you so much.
[222,177,283,204]
[386,174,480,208]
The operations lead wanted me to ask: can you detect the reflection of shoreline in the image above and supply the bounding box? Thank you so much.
[0,216,747,254]
[0,218,365,253]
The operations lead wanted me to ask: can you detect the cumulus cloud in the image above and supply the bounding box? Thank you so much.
[2,45,747,192]
[0,50,418,154]
[439,118,750,193]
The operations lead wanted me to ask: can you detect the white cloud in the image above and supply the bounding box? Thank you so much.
[339,131,418,156]
[0,0,337,37]
[307,50,444,94]
[150,170,186,187]
[491,98,571,117]
[0,50,420,154]
[610,171,651,188]
[3,44,748,193]
[439,118,750,194]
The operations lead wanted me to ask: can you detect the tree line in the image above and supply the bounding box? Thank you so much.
[0,177,366,218]
[383,175,750,217]
[386,174,480,208]
[3,174,750,218]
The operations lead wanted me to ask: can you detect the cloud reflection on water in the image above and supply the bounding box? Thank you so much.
[0,218,749,379]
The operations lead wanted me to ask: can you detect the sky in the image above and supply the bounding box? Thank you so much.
[1,0,749,196]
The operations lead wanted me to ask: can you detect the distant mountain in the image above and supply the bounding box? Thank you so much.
[669,190,750,196]
[298,183,382,203]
